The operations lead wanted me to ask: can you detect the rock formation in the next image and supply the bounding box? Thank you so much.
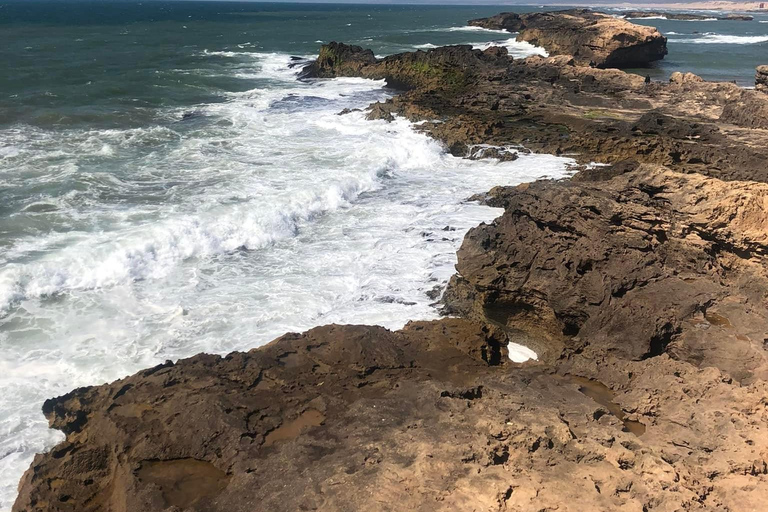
[757,65,768,93]
[468,9,668,68]
[13,19,768,512]
[301,42,508,90]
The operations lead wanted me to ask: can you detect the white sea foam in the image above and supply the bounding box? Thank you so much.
[669,34,768,44]
[440,26,511,35]
[0,52,572,509]
[473,38,548,58]
[508,342,538,363]
[414,43,438,49]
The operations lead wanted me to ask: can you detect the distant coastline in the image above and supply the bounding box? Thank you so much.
[549,1,767,11]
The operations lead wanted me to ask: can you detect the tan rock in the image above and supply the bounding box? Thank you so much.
[756,65,768,93]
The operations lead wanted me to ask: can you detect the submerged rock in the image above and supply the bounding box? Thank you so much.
[468,9,668,68]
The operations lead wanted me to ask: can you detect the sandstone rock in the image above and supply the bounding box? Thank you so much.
[719,89,768,129]
[669,71,703,84]
[468,9,668,68]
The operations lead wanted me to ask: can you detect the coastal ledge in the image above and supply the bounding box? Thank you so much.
[14,14,768,512]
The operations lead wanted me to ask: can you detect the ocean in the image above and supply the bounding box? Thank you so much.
[0,1,766,509]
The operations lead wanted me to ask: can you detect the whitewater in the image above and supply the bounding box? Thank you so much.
[0,48,571,509]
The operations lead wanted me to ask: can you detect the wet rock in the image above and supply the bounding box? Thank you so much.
[720,14,754,21]
[467,145,519,162]
[299,42,376,79]
[468,9,668,68]
[303,42,508,91]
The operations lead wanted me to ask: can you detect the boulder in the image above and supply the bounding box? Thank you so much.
[757,65,768,93]
[669,71,704,84]
[468,9,667,68]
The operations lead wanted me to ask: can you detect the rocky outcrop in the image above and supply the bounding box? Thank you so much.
[721,13,755,21]
[301,42,376,79]
[757,65,768,93]
[301,42,508,90]
[669,71,704,84]
[445,166,768,382]
[468,9,668,68]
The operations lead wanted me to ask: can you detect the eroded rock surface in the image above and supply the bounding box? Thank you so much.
[445,166,768,383]
[468,9,667,68]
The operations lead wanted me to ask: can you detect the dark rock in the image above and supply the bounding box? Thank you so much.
[467,146,519,162]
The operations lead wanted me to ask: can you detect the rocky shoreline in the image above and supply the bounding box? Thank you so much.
[13,12,768,512]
